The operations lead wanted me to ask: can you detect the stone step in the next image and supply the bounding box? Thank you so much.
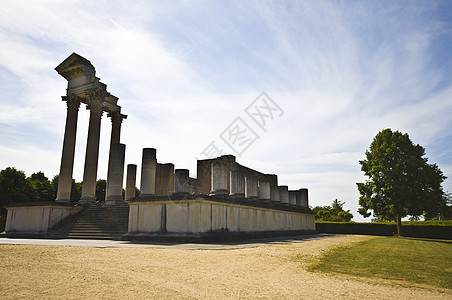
[51,203,129,240]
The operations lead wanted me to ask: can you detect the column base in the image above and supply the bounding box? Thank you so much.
[55,197,71,203]
[105,196,124,206]
[78,197,96,206]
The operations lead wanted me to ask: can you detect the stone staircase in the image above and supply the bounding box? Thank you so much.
[51,202,129,240]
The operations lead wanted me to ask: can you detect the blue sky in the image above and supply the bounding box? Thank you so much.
[1,1,451,221]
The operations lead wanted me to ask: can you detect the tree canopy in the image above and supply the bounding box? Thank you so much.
[357,129,449,236]
[312,199,354,222]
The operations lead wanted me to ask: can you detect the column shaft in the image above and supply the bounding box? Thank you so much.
[125,164,137,201]
[56,97,80,203]
[106,113,122,197]
[140,148,157,197]
[174,169,190,194]
[105,143,126,205]
[80,98,104,204]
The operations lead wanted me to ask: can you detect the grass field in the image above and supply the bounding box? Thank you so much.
[308,236,452,289]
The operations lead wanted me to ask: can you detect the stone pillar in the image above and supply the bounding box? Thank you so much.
[79,96,104,204]
[140,148,157,197]
[258,181,271,201]
[300,188,308,207]
[210,160,228,196]
[105,143,126,205]
[125,164,137,201]
[174,169,190,194]
[288,190,297,206]
[155,163,175,196]
[56,96,80,203]
[106,112,123,197]
[270,186,280,203]
[278,185,289,205]
[245,175,258,199]
[230,170,245,198]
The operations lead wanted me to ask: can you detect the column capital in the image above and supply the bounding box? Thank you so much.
[85,89,106,113]
[62,95,81,112]
[108,111,124,126]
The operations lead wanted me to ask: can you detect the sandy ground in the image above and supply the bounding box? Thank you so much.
[0,235,450,299]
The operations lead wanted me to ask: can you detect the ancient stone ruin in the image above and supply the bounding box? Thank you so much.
[4,53,315,241]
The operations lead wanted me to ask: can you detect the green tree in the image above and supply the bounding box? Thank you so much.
[0,167,34,214]
[312,199,353,222]
[357,129,448,236]
[96,179,106,202]
[28,172,54,202]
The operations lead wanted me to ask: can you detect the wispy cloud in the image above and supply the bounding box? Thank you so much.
[1,1,451,220]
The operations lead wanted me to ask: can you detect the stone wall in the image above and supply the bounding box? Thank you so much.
[127,198,315,239]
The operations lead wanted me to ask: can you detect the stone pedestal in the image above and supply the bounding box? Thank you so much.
[300,188,308,207]
[140,148,157,197]
[155,163,175,196]
[80,97,104,205]
[105,143,126,206]
[278,186,289,205]
[174,169,190,194]
[258,181,271,201]
[230,170,245,198]
[210,161,229,196]
[270,186,280,203]
[56,97,80,203]
[125,164,137,201]
[288,190,297,206]
[245,175,258,199]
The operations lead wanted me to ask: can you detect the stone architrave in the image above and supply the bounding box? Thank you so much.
[56,96,80,203]
[140,148,157,197]
[125,164,137,201]
[105,143,126,205]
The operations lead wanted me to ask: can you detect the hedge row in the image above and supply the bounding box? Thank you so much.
[316,222,452,240]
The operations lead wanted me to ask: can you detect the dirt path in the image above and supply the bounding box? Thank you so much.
[0,235,450,299]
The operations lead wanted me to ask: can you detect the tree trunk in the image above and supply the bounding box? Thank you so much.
[396,214,403,237]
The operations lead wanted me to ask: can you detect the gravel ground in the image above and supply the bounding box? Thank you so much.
[0,235,450,299]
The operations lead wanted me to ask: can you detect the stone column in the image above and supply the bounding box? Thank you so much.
[174,169,190,194]
[56,96,80,203]
[270,186,280,203]
[288,190,297,206]
[300,188,308,207]
[278,185,289,205]
[230,170,245,198]
[105,112,123,197]
[140,148,157,197]
[125,164,137,201]
[258,181,271,201]
[105,143,126,205]
[80,96,104,205]
[245,175,258,199]
[210,160,228,196]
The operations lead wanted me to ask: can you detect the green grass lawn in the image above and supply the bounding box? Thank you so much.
[308,236,452,289]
